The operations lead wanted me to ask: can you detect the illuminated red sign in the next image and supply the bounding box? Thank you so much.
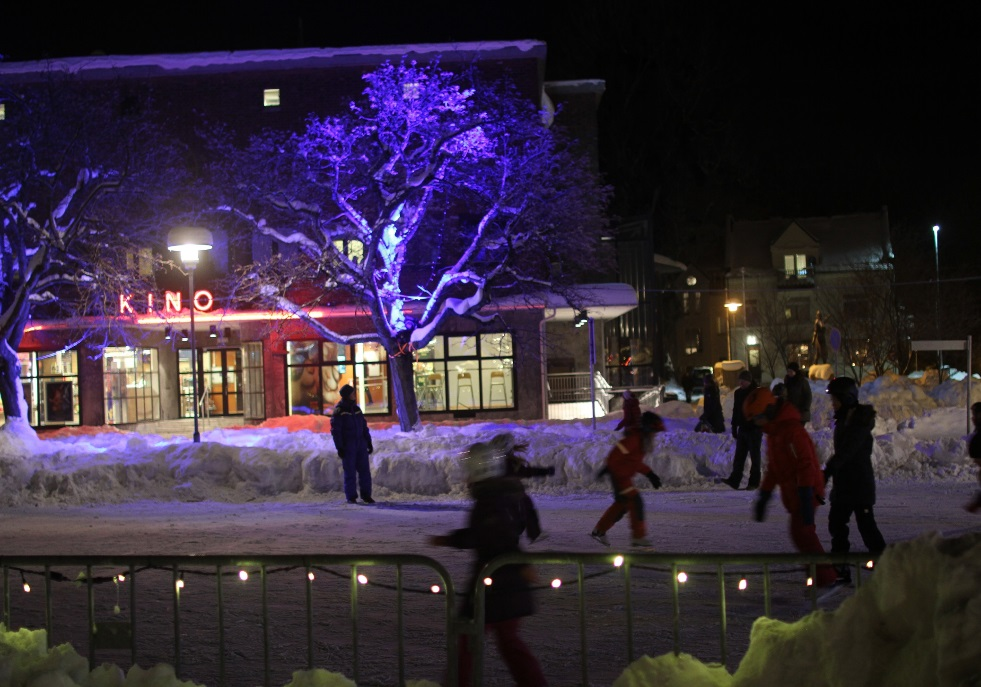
[118,290,215,315]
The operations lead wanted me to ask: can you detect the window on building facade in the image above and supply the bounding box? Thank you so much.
[413,333,515,412]
[745,299,760,326]
[784,298,810,323]
[783,253,809,278]
[263,88,280,107]
[241,342,266,420]
[683,329,702,355]
[0,103,5,120]
[3,350,81,426]
[103,347,160,425]
[285,340,390,416]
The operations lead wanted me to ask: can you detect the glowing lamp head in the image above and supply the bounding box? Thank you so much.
[724,300,742,312]
[168,227,214,269]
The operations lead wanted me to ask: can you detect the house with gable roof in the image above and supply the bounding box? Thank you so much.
[722,207,894,382]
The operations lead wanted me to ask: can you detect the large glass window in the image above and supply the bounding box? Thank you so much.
[3,350,81,426]
[103,347,160,425]
[413,333,515,412]
[286,340,390,416]
[241,342,266,420]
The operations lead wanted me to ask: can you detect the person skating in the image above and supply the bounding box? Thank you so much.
[429,440,548,687]
[590,411,664,547]
[330,384,375,504]
[747,387,838,588]
[489,432,555,542]
[824,377,887,581]
[722,370,762,490]
[615,389,641,431]
[966,402,981,513]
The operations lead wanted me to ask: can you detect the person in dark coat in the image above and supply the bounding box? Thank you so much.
[491,432,554,542]
[722,370,762,490]
[330,384,375,504]
[965,402,981,513]
[696,374,725,433]
[615,389,641,431]
[429,441,547,687]
[783,361,812,425]
[681,367,695,404]
[824,377,886,581]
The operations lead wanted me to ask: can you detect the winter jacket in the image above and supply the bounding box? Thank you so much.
[602,426,660,494]
[783,374,812,423]
[443,476,536,623]
[699,384,725,433]
[969,431,981,462]
[731,382,759,433]
[330,398,373,458]
[825,402,878,505]
[759,400,826,513]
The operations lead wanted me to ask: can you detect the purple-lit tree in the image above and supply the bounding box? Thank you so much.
[0,77,172,429]
[224,60,612,430]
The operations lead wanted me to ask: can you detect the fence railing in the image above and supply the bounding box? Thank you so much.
[1,550,877,687]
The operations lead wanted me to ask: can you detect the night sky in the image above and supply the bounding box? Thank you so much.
[3,2,979,270]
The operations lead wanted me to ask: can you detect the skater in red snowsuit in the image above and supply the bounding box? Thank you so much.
[590,411,664,547]
[746,387,838,588]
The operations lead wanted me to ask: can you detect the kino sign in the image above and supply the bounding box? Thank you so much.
[118,290,215,315]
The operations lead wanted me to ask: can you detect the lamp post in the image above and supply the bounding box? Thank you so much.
[724,299,742,361]
[933,224,942,380]
[168,227,213,443]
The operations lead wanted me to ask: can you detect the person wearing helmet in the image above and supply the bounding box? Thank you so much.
[824,377,886,580]
[746,387,838,588]
[590,411,665,547]
[428,441,547,687]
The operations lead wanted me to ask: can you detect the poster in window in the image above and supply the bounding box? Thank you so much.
[45,381,73,422]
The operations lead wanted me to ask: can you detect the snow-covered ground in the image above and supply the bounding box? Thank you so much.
[1,371,980,686]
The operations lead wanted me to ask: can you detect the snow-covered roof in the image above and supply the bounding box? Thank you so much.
[0,40,547,79]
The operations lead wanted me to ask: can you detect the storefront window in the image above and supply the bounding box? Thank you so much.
[3,350,81,426]
[103,347,160,425]
[241,342,266,420]
[414,333,514,412]
[286,340,391,416]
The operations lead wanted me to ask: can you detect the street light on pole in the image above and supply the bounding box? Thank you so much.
[724,299,742,361]
[933,224,942,380]
[168,227,213,443]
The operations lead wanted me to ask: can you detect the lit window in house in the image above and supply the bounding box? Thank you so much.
[0,103,5,120]
[263,89,281,107]
[783,253,808,278]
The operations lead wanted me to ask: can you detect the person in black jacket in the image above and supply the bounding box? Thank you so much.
[784,361,812,425]
[965,402,981,513]
[696,374,725,433]
[490,432,554,542]
[330,384,375,504]
[429,440,547,687]
[722,370,762,490]
[824,377,886,581]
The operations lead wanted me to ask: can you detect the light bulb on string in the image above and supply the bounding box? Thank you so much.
[21,573,30,593]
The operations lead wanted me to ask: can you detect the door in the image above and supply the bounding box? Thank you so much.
[202,349,243,416]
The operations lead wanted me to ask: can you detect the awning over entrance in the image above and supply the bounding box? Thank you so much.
[541,283,639,322]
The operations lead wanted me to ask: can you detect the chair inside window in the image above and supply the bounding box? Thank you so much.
[456,372,475,408]
[489,370,508,407]
[420,373,444,410]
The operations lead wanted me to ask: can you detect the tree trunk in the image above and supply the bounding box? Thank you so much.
[0,340,24,422]
[389,353,421,431]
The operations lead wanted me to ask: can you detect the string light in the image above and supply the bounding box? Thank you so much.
[806,577,814,587]
[115,574,126,583]
[613,556,624,568]
[430,585,441,594]
[866,560,875,569]
[307,572,315,581]
[176,575,185,590]
[482,577,493,586]
[238,570,249,581]
[550,579,562,589]
[677,572,688,584]
[21,573,30,593]
[357,574,368,585]
[738,578,748,591]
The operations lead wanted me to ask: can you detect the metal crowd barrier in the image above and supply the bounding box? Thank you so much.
[2,550,876,687]
[0,554,456,687]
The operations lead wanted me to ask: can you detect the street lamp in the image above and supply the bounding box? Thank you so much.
[724,299,742,361]
[168,227,213,443]
[933,224,942,380]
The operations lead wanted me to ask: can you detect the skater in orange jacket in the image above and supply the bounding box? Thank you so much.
[746,387,838,588]
[590,411,664,547]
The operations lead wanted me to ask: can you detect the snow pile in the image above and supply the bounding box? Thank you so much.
[613,531,981,687]
[0,374,978,506]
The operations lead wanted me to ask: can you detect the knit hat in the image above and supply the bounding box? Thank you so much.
[787,361,800,373]
[737,370,753,383]
[339,384,355,399]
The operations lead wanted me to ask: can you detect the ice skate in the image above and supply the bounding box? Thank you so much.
[630,536,653,548]
[590,530,610,547]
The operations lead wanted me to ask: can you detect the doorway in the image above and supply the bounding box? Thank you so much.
[179,348,243,417]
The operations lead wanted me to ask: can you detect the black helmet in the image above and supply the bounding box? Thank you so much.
[826,377,859,404]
